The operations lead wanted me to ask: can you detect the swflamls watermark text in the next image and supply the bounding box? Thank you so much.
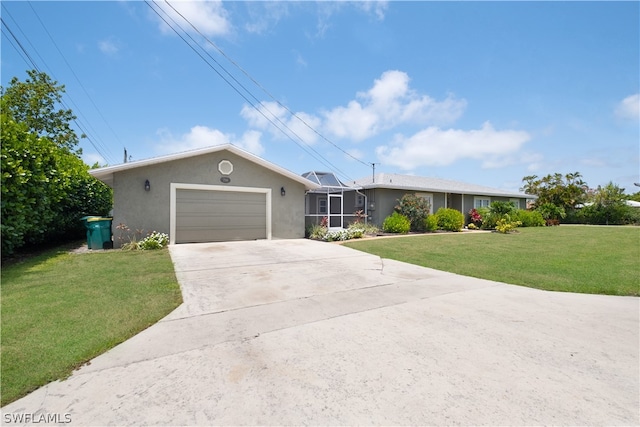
[3,412,72,424]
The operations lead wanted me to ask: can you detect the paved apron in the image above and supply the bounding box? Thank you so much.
[3,239,638,425]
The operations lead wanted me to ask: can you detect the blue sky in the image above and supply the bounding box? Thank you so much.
[2,1,638,193]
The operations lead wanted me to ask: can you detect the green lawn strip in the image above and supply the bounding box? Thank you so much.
[1,248,183,406]
[344,226,639,296]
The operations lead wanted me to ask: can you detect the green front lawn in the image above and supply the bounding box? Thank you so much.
[344,226,639,296]
[1,246,183,406]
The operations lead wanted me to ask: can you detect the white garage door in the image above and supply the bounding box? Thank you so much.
[175,188,268,243]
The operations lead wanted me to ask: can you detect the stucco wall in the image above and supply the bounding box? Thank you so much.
[364,189,527,226]
[111,150,306,246]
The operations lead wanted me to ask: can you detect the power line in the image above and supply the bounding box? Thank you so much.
[1,10,115,164]
[163,0,372,170]
[146,0,354,180]
[27,1,116,164]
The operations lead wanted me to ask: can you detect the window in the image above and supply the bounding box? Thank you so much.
[474,197,490,209]
[415,193,434,214]
[510,199,520,209]
[355,194,365,208]
[318,197,327,214]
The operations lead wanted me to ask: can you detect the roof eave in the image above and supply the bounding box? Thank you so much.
[359,183,535,198]
[89,144,321,190]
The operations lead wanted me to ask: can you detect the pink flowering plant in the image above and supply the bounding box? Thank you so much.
[468,208,483,227]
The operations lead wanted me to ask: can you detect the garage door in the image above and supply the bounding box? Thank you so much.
[175,188,267,243]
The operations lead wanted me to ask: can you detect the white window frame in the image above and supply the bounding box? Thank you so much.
[415,192,434,214]
[318,197,328,214]
[510,199,520,209]
[355,194,365,208]
[474,197,491,209]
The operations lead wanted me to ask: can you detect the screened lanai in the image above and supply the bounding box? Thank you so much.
[302,171,367,229]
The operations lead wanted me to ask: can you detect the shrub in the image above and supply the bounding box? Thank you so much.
[579,203,639,225]
[394,193,431,231]
[495,215,522,234]
[382,212,411,234]
[424,215,438,232]
[513,209,545,227]
[347,222,378,236]
[536,203,566,225]
[307,224,328,240]
[324,228,364,242]
[468,208,483,227]
[489,201,518,217]
[475,207,496,229]
[435,208,464,232]
[139,231,169,250]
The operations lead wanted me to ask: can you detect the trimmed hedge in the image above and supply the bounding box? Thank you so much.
[435,208,464,232]
[382,212,411,234]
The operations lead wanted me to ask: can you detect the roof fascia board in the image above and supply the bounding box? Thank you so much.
[359,183,535,198]
[89,144,320,190]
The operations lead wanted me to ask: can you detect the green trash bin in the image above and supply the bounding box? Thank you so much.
[80,216,113,250]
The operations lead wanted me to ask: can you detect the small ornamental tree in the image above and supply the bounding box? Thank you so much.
[394,193,431,232]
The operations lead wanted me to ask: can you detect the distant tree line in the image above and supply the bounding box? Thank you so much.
[521,172,640,225]
[1,70,112,257]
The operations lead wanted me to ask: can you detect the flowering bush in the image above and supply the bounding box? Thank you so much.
[138,231,169,250]
[468,208,483,227]
[394,194,431,231]
[324,229,359,242]
[495,216,522,234]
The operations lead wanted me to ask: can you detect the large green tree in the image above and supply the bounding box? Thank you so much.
[1,71,111,256]
[521,172,588,212]
[1,70,81,154]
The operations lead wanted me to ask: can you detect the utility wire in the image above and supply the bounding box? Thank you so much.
[1,10,114,164]
[27,1,116,164]
[163,0,371,170]
[146,0,353,180]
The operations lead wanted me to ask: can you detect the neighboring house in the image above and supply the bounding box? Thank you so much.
[305,172,534,228]
[89,144,320,247]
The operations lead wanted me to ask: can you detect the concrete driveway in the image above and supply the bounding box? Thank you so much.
[3,239,639,425]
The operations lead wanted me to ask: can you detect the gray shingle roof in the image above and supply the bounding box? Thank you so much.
[351,173,534,198]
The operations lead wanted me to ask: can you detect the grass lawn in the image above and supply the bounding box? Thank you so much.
[1,246,183,407]
[344,226,640,296]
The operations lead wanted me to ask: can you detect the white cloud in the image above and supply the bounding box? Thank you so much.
[615,93,639,121]
[155,125,264,156]
[323,70,467,142]
[98,38,120,56]
[313,1,386,38]
[355,1,388,20]
[293,50,308,68]
[240,101,321,146]
[375,122,531,170]
[244,2,290,34]
[153,0,231,38]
